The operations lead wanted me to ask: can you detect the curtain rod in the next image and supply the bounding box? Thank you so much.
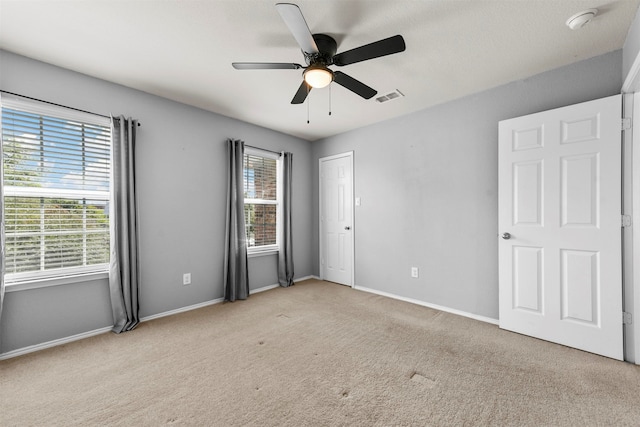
[0,90,141,126]
[245,144,282,156]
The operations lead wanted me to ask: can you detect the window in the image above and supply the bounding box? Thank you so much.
[243,148,280,254]
[1,95,111,284]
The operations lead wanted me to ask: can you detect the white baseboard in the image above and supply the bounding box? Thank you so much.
[142,281,294,322]
[250,284,279,294]
[0,274,336,360]
[293,275,320,282]
[251,275,320,295]
[2,296,227,359]
[354,285,499,325]
[0,278,495,361]
[140,297,225,322]
[0,326,113,361]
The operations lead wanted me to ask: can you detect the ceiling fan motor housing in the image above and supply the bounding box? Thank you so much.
[305,34,337,66]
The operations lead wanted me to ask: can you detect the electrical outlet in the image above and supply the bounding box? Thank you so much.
[183,273,191,286]
[411,267,419,278]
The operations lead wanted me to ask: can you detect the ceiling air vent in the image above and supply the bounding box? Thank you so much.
[375,89,404,103]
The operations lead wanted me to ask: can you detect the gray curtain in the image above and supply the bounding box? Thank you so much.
[224,139,249,301]
[278,152,294,287]
[109,116,140,333]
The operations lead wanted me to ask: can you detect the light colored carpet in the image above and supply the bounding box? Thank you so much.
[2,279,640,426]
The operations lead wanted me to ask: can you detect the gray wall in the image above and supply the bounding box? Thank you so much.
[623,6,640,84]
[0,48,626,354]
[0,50,313,354]
[311,50,623,320]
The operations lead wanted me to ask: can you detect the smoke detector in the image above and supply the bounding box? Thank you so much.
[566,9,598,30]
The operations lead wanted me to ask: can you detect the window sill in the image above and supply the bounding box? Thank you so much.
[5,271,109,293]
[248,249,279,258]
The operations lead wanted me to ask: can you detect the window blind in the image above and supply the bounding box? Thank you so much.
[1,97,111,281]
[243,152,278,249]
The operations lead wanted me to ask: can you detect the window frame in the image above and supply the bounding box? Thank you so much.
[243,147,281,257]
[0,94,112,288]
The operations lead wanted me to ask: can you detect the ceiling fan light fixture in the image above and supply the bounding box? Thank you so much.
[304,66,333,88]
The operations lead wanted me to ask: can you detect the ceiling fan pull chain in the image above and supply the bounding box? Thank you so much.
[329,84,332,116]
[307,85,310,124]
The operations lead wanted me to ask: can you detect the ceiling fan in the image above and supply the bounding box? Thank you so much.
[232,3,406,104]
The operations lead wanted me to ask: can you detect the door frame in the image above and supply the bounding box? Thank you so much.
[629,91,640,364]
[318,151,355,288]
[623,45,640,364]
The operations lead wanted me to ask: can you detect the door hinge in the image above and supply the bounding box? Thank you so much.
[622,215,632,227]
[622,117,632,130]
[623,312,633,325]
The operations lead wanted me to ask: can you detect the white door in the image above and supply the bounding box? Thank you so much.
[320,152,354,286]
[498,94,623,360]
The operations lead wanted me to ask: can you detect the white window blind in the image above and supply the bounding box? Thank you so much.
[1,95,111,283]
[243,149,279,252]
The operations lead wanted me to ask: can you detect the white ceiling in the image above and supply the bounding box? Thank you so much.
[1,0,639,141]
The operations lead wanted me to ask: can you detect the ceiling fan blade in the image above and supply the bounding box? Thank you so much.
[275,3,319,54]
[291,80,312,104]
[333,35,406,66]
[232,62,303,70]
[333,71,377,99]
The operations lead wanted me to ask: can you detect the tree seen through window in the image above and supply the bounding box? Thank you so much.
[1,103,111,280]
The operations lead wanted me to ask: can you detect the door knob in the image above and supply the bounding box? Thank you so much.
[501,232,511,240]
[345,226,351,230]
